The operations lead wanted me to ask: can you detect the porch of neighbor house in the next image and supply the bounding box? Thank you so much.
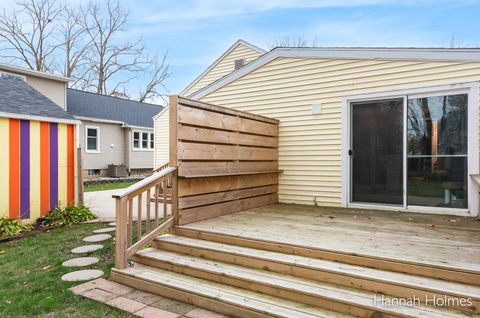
[111,96,480,318]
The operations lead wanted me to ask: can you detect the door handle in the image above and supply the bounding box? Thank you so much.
[348,149,354,156]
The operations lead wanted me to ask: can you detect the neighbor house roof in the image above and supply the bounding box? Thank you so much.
[190,46,480,99]
[180,39,266,96]
[67,89,163,128]
[0,63,70,82]
[0,73,77,124]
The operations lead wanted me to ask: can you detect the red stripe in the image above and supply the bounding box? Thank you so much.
[9,119,20,219]
[67,125,75,205]
[40,122,50,215]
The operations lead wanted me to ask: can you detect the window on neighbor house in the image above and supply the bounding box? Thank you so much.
[142,132,149,149]
[86,126,99,153]
[133,130,154,150]
[133,131,140,149]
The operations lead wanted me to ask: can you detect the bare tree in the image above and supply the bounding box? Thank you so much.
[0,0,170,101]
[82,0,149,95]
[58,6,91,87]
[268,35,319,49]
[138,53,170,103]
[0,0,62,71]
[449,33,462,48]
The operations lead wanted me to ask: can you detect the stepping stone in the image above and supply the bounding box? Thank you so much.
[61,269,103,282]
[108,222,115,226]
[62,257,99,267]
[71,244,104,254]
[83,234,111,243]
[93,227,116,234]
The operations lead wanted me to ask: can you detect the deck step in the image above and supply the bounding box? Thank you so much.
[111,263,354,318]
[153,234,479,313]
[133,247,476,318]
[173,227,480,286]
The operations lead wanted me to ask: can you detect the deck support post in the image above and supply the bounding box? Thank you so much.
[115,196,128,269]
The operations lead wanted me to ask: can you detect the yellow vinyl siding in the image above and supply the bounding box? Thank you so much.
[200,57,480,206]
[184,44,263,96]
[154,108,169,168]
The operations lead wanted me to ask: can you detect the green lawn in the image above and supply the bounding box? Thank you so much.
[0,223,133,318]
[84,181,137,193]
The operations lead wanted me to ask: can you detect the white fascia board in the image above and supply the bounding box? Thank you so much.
[191,47,480,100]
[74,116,125,125]
[0,112,81,125]
[153,105,169,120]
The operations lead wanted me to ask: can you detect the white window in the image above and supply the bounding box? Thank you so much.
[133,130,154,151]
[85,126,100,153]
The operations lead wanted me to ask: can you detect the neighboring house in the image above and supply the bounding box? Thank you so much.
[154,40,265,168]
[0,65,80,222]
[155,40,480,217]
[66,89,163,179]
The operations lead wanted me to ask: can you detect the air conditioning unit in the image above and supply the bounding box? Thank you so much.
[108,164,127,178]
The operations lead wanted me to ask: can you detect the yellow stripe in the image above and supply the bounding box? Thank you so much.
[29,121,41,219]
[0,118,9,216]
[57,124,67,207]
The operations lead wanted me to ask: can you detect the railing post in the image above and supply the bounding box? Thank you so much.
[172,170,179,225]
[115,196,128,269]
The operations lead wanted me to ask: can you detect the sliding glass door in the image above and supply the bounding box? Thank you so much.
[407,94,468,208]
[350,92,468,210]
[351,99,404,205]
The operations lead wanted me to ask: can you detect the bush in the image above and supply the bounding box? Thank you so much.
[0,217,33,237]
[35,205,96,228]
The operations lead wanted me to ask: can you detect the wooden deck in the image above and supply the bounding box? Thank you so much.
[177,203,480,276]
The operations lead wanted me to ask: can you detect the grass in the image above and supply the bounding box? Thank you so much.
[84,181,136,193]
[0,223,133,318]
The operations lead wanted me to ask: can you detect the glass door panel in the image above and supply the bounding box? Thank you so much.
[351,99,404,205]
[407,94,468,208]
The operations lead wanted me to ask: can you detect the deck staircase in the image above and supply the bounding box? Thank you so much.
[111,227,480,318]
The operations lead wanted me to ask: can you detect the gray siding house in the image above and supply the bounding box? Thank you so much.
[66,89,163,178]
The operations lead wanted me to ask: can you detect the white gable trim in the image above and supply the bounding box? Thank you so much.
[190,47,480,100]
[180,39,266,96]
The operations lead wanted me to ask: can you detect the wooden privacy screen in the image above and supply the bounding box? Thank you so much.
[169,96,279,225]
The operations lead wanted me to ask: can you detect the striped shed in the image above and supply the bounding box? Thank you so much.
[0,73,79,221]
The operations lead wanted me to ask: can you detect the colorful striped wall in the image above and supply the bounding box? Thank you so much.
[0,118,76,221]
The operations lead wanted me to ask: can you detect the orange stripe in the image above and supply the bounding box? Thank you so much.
[40,122,50,215]
[9,119,20,219]
[67,125,74,205]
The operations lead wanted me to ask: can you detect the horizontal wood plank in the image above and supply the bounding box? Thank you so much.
[178,173,278,197]
[178,142,278,161]
[178,161,278,177]
[179,185,278,209]
[178,96,279,125]
[178,125,278,148]
[179,193,278,225]
[177,105,278,137]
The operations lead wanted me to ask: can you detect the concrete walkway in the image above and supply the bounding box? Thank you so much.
[85,189,172,222]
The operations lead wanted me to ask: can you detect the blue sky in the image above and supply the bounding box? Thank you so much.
[120,0,480,95]
[2,0,480,97]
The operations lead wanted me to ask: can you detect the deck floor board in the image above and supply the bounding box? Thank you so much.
[179,203,480,273]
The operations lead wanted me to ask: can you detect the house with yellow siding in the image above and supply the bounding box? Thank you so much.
[156,40,480,217]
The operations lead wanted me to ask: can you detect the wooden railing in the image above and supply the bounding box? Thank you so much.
[153,162,170,173]
[113,166,177,269]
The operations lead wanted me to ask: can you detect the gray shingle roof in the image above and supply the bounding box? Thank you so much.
[0,73,76,121]
[67,89,163,128]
